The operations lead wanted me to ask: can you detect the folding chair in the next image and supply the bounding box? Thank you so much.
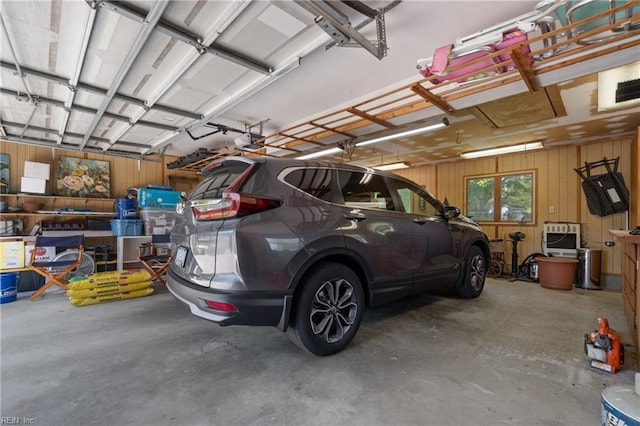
[27,235,85,301]
[137,234,172,285]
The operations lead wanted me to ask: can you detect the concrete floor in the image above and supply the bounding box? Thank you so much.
[1,278,637,426]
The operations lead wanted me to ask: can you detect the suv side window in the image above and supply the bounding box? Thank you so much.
[284,168,334,202]
[388,178,441,216]
[337,170,394,210]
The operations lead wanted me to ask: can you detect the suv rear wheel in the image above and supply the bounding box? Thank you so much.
[456,246,486,299]
[288,262,364,356]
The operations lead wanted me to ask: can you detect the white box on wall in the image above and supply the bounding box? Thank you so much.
[24,161,51,180]
[21,177,46,194]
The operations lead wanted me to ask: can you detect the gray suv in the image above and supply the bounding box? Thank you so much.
[167,156,489,356]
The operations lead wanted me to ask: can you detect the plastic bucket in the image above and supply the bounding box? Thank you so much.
[116,198,137,219]
[601,374,640,425]
[0,272,18,304]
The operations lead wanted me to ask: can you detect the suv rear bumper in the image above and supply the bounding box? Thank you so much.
[166,270,293,330]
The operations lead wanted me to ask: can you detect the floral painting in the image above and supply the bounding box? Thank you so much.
[56,157,110,198]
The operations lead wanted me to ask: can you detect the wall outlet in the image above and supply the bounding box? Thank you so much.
[548,206,555,214]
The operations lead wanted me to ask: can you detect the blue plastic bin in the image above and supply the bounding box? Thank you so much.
[110,219,143,236]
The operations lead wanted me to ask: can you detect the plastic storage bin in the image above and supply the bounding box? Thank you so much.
[110,219,144,236]
[140,208,176,235]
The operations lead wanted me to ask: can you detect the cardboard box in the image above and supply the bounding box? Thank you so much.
[24,161,51,180]
[24,244,56,265]
[0,241,25,270]
[138,188,182,209]
[21,176,46,194]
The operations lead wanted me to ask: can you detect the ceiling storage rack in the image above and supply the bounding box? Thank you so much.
[172,0,640,172]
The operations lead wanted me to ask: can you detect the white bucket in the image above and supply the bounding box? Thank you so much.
[601,373,640,425]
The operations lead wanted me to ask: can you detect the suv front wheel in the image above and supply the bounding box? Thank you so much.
[288,262,364,356]
[456,245,486,299]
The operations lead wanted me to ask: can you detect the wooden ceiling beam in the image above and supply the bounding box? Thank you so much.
[410,84,456,114]
[346,107,397,128]
[309,121,356,138]
[510,47,540,93]
[262,143,302,153]
[278,132,326,147]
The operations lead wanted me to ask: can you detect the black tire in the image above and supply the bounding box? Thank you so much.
[288,262,364,356]
[456,246,486,299]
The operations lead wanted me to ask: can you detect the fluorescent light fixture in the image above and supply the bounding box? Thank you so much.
[373,162,410,171]
[296,146,344,160]
[460,142,544,159]
[355,118,449,147]
[296,118,448,160]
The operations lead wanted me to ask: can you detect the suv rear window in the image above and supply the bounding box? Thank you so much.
[189,162,250,201]
[284,168,334,202]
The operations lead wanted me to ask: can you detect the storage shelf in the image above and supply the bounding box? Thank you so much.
[0,193,117,222]
[0,212,116,217]
[41,230,114,237]
[0,193,116,202]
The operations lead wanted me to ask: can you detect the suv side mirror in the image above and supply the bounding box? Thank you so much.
[443,206,461,220]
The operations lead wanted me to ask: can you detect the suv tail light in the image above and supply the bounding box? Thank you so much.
[190,193,282,220]
[189,162,282,221]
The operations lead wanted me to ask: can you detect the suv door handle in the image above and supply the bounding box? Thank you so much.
[344,210,367,222]
[413,217,429,225]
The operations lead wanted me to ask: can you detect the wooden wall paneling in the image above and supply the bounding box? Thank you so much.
[397,164,437,192]
[115,156,134,198]
[578,140,631,277]
[4,143,21,191]
[132,157,158,194]
[631,128,639,225]
[411,140,631,280]
[396,166,418,188]
[436,162,463,206]
[1,141,204,240]
[1,139,200,204]
[536,150,550,225]
[499,151,516,172]
[3,137,633,281]
[3,143,18,192]
[424,165,437,190]
[552,146,578,222]
[621,242,635,334]
[454,161,471,203]
[464,157,496,176]
[166,157,203,194]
